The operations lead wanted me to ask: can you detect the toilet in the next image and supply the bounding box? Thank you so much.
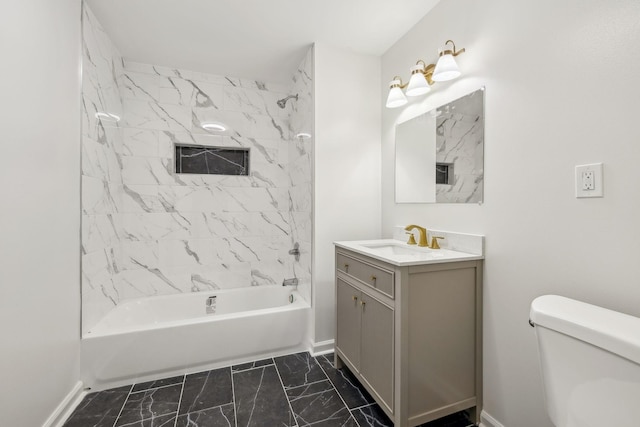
[530,295,640,427]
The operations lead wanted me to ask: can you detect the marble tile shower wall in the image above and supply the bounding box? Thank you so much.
[81,4,125,333]
[81,4,313,333]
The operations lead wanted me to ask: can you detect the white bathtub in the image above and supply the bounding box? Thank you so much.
[81,286,310,390]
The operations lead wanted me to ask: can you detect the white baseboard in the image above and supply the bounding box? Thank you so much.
[310,339,334,356]
[479,410,506,427]
[43,381,86,427]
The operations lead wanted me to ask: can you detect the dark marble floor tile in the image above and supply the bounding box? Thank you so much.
[286,379,354,427]
[175,403,235,427]
[132,375,184,392]
[232,357,274,372]
[233,365,295,427]
[117,413,176,427]
[63,385,131,427]
[178,367,233,415]
[274,351,326,388]
[418,411,475,427]
[351,403,393,427]
[115,384,181,426]
[317,354,375,409]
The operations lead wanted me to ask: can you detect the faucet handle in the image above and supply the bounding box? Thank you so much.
[405,232,417,245]
[429,236,444,249]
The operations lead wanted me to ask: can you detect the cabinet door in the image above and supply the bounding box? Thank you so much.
[360,293,394,413]
[336,279,361,368]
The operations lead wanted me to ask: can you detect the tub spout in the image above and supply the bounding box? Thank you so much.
[282,278,299,287]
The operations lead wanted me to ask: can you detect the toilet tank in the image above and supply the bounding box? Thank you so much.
[530,295,640,427]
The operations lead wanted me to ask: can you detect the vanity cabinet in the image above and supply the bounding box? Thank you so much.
[336,278,394,411]
[334,247,483,427]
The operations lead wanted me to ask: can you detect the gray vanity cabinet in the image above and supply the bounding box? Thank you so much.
[335,247,483,427]
[336,278,394,412]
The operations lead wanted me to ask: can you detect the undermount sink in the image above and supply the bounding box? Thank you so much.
[360,242,443,257]
[334,239,483,266]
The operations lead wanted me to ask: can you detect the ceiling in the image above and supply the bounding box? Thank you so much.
[85,0,440,84]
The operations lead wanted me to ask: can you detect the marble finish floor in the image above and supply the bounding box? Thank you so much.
[64,352,475,427]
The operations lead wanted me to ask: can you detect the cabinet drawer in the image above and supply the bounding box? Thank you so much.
[337,253,394,297]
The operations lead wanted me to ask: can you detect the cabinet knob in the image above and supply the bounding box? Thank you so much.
[344,264,349,273]
[370,275,377,283]
[352,295,358,301]
[360,300,366,309]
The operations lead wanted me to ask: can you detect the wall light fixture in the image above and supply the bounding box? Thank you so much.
[385,40,466,109]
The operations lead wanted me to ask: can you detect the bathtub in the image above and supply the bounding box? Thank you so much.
[81,286,310,390]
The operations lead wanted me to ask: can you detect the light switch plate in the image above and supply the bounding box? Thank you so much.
[575,163,603,198]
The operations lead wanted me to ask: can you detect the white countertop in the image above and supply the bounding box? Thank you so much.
[334,239,484,267]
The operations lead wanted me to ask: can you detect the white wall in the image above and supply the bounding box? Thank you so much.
[381,1,640,426]
[313,44,381,345]
[0,0,82,425]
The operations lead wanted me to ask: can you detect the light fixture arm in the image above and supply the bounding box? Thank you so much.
[415,60,436,85]
[392,75,408,89]
[441,39,466,57]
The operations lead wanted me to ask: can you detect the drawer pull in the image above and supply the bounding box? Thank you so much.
[344,264,349,273]
[370,275,377,283]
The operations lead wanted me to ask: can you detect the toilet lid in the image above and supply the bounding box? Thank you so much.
[530,295,640,365]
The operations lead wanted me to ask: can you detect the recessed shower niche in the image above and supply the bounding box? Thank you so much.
[175,145,250,176]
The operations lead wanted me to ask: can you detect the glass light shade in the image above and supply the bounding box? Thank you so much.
[386,80,407,108]
[432,53,461,82]
[406,66,430,97]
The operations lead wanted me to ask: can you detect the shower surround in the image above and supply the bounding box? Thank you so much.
[81,4,312,334]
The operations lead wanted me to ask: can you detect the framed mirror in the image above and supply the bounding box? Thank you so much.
[395,88,484,203]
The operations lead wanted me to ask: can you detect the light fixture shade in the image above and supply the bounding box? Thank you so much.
[386,79,407,108]
[406,65,430,97]
[432,53,461,82]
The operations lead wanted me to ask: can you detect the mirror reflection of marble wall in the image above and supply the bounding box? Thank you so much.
[435,88,484,203]
[394,88,484,204]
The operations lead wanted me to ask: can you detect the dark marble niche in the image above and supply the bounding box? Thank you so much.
[175,145,249,175]
[436,162,453,185]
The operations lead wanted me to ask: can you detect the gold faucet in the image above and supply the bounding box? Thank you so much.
[404,225,428,247]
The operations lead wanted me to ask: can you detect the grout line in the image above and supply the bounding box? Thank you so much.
[273,359,300,427]
[349,402,377,412]
[314,355,362,427]
[230,368,238,427]
[130,381,184,394]
[111,384,134,427]
[231,362,275,374]
[172,374,186,427]
[284,377,332,391]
